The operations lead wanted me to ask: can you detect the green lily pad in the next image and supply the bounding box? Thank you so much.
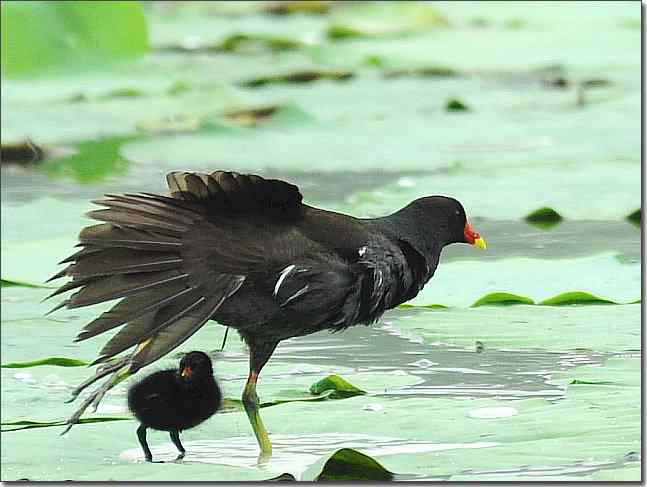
[265,1,330,16]
[398,303,448,310]
[472,292,535,307]
[525,207,563,229]
[1,278,50,289]
[309,375,366,399]
[1,357,89,369]
[96,87,146,100]
[446,98,470,112]
[626,209,641,225]
[42,135,144,183]
[1,416,131,432]
[326,2,447,40]
[539,291,617,306]
[315,448,394,481]
[266,472,297,481]
[158,33,305,55]
[383,65,461,79]
[1,1,148,78]
[569,379,615,385]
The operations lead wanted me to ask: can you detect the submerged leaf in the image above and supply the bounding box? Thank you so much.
[166,81,192,96]
[1,357,89,368]
[315,448,394,481]
[309,375,366,399]
[472,292,535,307]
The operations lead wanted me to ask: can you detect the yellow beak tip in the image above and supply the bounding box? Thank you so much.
[474,237,487,250]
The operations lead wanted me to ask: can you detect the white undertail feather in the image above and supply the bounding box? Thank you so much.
[282,284,310,305]
[273,264,296,296]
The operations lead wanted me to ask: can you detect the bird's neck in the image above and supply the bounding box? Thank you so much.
[365,211,444,261]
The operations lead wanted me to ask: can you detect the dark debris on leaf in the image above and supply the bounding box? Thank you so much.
[240,70,354,88]
[98,88,146,100]
[1,140,46,166]
[157,34,304,55]
[264,1,330,16]
[224,105,281,125]
[384,66,461,79]
[569,379,615,385]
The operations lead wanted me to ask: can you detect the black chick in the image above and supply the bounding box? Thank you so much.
[127,351,221,462]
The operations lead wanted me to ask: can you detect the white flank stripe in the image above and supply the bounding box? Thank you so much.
[274,264,296,296]
[283,285,310,305]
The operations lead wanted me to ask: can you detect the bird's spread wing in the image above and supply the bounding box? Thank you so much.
[48,171,304,372]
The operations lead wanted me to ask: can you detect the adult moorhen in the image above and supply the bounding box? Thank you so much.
[49,170,486,455]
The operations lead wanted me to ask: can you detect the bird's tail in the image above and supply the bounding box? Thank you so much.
[47,191,244,433]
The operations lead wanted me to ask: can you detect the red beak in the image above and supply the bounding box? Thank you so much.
[181,366,193,379]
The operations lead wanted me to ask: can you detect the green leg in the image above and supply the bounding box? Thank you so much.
[242,341,278,457]
[242,372,272,456]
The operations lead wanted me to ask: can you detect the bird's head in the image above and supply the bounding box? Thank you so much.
[395,196,487,251]
[179,351,213,383]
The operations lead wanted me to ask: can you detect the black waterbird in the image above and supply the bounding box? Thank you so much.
[127,350,221,462]
[49,170,486,456]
